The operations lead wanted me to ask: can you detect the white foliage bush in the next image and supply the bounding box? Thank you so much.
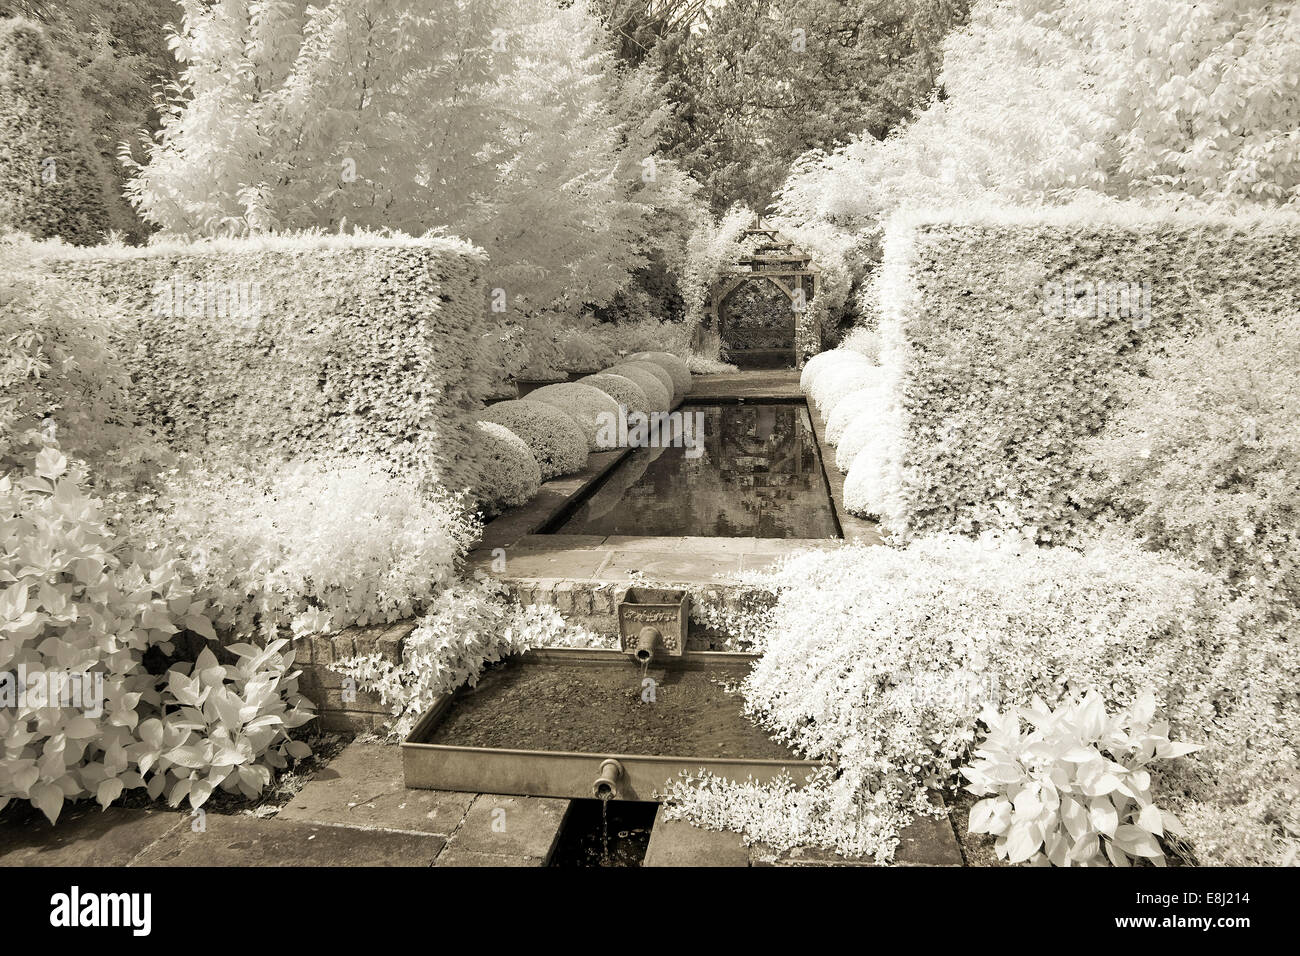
[331,577,612,739]
[579,373,652,418]
[133,456,478,639]
[662,534,1242,862]
[143,640,316,809]
[0,443,314,822]
[528,382,622,451]
[474,421,541,515]
[625,351,692,396]
[839,327,882,363]
[607,362,673,409]
[478,399,588,481]
[825,377,885,446]
[800,348,872,404]
[835,384,893,473]
[962,692,1197,866]
[809,358,879,417]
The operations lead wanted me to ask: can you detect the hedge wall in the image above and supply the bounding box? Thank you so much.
[45,234,491,493]
[870,204,1300,541]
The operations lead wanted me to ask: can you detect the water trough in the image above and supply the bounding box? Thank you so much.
[403,591,825,801]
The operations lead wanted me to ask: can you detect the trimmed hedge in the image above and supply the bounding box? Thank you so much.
[579,373,651,417]
[606,362,672,411]
[867,204,1300,540]
[527,382,621,451]
[478,399,588,481]
[473,421,541,514]
[44,234,491,493]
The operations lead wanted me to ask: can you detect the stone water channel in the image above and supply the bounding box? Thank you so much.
[398,369,908,866]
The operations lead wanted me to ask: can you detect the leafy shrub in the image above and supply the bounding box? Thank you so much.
[686,354,738,375]
[608,362,674,409]
[579,373,652,418]
[478,399,588,481]
[962,692,1197,866]
[0,442,198,822]
[528,382,621,451]
[1080,311,1300,619]
[140,640,315,809]
[473,422,542,515]
[662,534,1244,861]
[800,348,871,402]
[626,351,692,396]
[131,456,478,641]
[839,327,882,363]
[826,378,885,446]
[0,19,111,245]
[556,324,616,373]
[836,384,893,474]
[331,577,611,739]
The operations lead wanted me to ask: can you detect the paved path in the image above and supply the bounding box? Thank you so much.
[0,742,967,867]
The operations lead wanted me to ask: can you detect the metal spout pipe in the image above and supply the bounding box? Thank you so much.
[592,759,623,800]
[634,626,659,666]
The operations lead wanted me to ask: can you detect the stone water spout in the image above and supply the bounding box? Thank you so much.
[592,758,623,800]
[633,626,659,667]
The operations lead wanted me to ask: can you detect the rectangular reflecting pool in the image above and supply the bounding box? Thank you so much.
[550,402,839,539]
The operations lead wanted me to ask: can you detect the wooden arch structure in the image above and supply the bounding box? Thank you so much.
[704,221,821,369]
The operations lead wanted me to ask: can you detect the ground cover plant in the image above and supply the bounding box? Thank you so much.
[661,534,1297,865]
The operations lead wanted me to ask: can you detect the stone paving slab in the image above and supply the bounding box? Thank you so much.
[433,846,547,867]
[643,806,750,867]
[277,742,475,836]
[437,794,568,864]
[595,549,745,582]
[0,806,182,868]
[475,547,612,579]
[134,814,445,867]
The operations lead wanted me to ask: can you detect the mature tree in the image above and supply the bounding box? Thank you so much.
[0,18,112,244]
[127,0,677,321]
[773,0,1300,328]
[0,0,180,239]
[659,0,970,211]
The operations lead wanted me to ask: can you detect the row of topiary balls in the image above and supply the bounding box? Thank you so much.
[799,333,894,519]
[473,351,692,514]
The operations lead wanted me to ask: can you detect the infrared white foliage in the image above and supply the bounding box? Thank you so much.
[962,692,1197,866]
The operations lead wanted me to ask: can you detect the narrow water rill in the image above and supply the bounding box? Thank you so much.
[552,402,837,538]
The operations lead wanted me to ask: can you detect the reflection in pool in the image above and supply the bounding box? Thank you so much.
[552,403,839,539]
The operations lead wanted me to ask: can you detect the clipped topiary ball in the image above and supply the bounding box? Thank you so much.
[478,399,588,481]
[626,351,691,397]
[527,382,622,451]
[474,420,541,514]
[605,362,672,411]
[800,348,870,395]
[579,373,651,417]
